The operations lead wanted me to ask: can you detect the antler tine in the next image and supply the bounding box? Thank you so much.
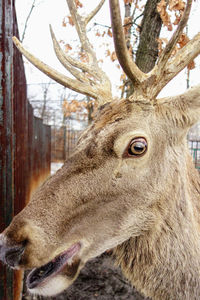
[65,0,112,103]
[66,0,93,61]
[49,25,93,84]
[66,0,104,76]
[12,0,113,106]
[153,32,200,97]
[12,36,97,99]
[109,0,147,86]
[148,0,200,99]
[156,0,192,75]
[50,25,100,82]
[85,0,106,25]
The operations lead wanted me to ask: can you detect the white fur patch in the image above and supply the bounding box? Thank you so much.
[0,233,7,245]
[28,275,69,297]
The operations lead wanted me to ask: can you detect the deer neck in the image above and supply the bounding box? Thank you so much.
[114,155,200,300]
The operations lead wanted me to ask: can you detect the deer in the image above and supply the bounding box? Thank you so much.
[0,0,200,299]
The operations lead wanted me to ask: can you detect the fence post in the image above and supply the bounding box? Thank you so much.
[0,0,14,299]
[0,2,52,299]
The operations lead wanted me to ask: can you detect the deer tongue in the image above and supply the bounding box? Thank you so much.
[27,243,81,289]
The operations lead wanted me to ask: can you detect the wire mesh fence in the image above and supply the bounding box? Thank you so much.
[51,127,82,162]
[188,140,200,171]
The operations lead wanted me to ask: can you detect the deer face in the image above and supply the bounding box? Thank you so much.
[0,97,192,296]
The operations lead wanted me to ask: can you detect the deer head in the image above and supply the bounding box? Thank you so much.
[1,0,200,298]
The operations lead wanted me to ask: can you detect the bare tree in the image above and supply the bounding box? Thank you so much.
[21,0,37,42]
[40,81,51,120]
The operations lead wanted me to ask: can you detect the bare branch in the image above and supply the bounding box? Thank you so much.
[85,0,106,25]
[21,0,36,42]
[12,36,97,99]
[157,0,192,74]
[93,22,111,29]
[109,0,147,86]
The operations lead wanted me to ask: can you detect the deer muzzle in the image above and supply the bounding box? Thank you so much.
[0,233,25,268]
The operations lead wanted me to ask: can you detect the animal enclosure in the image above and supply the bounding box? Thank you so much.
[51,128,82,161]
[189,140,200,170]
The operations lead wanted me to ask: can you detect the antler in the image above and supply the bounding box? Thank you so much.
[14,0,200,103]
[13,0,112,106]
[151,0,195,97]
[152,31,200,97]
[109,0,200,100]
[157,0,192,73]
[109,0,147,86]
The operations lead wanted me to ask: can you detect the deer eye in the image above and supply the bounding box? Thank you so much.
[123,137,147,158]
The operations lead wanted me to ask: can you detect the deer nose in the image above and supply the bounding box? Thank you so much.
[0,234,25,268]
[4,245,25,268]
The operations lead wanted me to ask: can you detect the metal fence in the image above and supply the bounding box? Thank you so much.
[51,127,82,161]
[188,140,200,170]
[51,128,200,171]
[0,1,51,299]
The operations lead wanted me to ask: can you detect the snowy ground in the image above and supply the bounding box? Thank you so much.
[51,162,63,175]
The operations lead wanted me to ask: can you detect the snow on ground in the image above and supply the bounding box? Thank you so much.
[51,162,63,175]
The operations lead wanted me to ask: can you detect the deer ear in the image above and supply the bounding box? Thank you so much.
[157,84,200,129]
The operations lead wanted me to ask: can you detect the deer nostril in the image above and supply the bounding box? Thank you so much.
[5,245,25,268]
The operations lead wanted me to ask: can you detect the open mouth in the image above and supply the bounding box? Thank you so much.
[27,243,81,290]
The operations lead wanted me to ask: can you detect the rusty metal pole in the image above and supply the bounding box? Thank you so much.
[0,0,14,299]
[0,1,52,299]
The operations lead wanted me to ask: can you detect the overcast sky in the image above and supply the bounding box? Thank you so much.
[15,0,200,100]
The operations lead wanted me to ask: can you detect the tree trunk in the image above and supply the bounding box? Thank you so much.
[127,0,162,97]
[136,0,162,72]
[86,96,94,125]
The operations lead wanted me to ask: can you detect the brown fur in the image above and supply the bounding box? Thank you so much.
[1,92,200,299]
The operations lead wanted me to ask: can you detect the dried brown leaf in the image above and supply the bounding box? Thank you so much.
[178,33,189,48]
[173,11,182,25]
[107,28,113,38]
[106,49,111,57]
[75,0,83,8]
[67,15,74,26]
[124,0,134,4]
[65,44,72,52]
[79,52,89,63]
[110,51,117,62]
[187,60,195,70]
[157,37,169,55]
[120,73,126,81]
[157,0,173,31]
[169,0,185,11]
[95,31,101,37]
[62,20,67,27]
